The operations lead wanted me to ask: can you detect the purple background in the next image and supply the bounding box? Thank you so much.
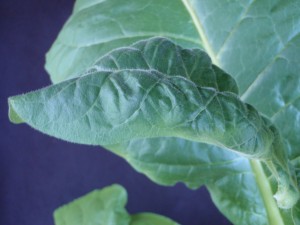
[1,1,232,224]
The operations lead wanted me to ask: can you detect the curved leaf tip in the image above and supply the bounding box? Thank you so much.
[8,97,24,124]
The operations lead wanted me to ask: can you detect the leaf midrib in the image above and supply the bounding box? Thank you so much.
[181,0,218,65]
[181,0,284,224]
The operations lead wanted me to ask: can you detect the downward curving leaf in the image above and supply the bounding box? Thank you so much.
[10,38,284,162]
[9,37,298,215]
[54,184,179,225]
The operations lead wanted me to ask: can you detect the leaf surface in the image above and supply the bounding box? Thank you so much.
[10,37,298,224]
[45,0,201,83]
[183,0,300,159]
[54,184,130,225]
[54,184,179,225]
[10,38,278,161]
[107,138,247,189]
[9,0,300,224]
[182,0,300,224]
[130,213,179,225]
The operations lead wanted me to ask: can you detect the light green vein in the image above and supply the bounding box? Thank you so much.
[250,160,284,225]
[271,96,300,121]
[181,0,218,65]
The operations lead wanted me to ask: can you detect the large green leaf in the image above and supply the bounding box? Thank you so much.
[54,184,179,225]
[9,38,283,161]
[181,0,300,224]
[45,0,201,83]
[9,0,300,224]
[9,37,299,223]
[182,0,300,159]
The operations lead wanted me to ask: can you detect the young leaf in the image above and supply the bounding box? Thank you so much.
[54,184,179,225]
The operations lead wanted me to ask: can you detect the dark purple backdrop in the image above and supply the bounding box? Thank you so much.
[1,1,232,225]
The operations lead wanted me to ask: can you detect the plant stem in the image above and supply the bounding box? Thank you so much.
[250,160,284,225]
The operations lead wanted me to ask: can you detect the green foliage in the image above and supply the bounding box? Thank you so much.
[54,184,179,225]
[45,0,201,83]
[8,0,300,224]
